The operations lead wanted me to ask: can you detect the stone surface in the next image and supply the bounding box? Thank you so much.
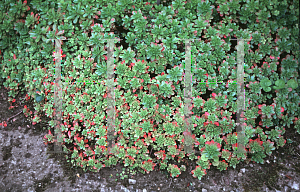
[129,179,136,185]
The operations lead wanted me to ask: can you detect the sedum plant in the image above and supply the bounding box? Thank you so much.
[1,0,299,182]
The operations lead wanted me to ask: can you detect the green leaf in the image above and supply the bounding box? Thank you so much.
[212,159,219,166]
[35,88,44,103]
[260,78,272,92]
[120,47,135,63]
[287,79,298,89]
[260,78,271,86]
[201,154,208,161]
[166,66,183,82]
[263,87,271,92]
[273,79,285,89]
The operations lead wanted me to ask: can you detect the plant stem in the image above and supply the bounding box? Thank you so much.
[7,110,23,122]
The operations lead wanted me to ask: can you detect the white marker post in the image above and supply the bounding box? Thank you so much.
[230,38,254,156]
[236,38,246,155]
[104,38,118,154]
[151,38,201,155]
[182,39,200,155]
[47,37,69,154]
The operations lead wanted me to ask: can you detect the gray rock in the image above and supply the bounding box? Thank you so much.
[129,179,136,184]
[284,186,288,192]
[291,181,299,190]
[121,185,130,192]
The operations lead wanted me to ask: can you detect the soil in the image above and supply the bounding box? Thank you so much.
[1,82,300,192]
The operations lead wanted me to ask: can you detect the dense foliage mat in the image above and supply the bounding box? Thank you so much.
[1,0,299,180]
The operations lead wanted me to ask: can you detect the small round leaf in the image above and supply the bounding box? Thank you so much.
[263,87,271,92]
[273,79,285,89]
[201,154,208,161]
[287,79,298,89]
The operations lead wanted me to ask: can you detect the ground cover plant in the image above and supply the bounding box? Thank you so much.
[1,0,299,182]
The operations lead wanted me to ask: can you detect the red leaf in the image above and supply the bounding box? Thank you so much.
[204,121,210,126]
[204,112,210,119]
[258,110,262,115]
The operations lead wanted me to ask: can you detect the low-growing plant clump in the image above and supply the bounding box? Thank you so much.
[0,0,299,181]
